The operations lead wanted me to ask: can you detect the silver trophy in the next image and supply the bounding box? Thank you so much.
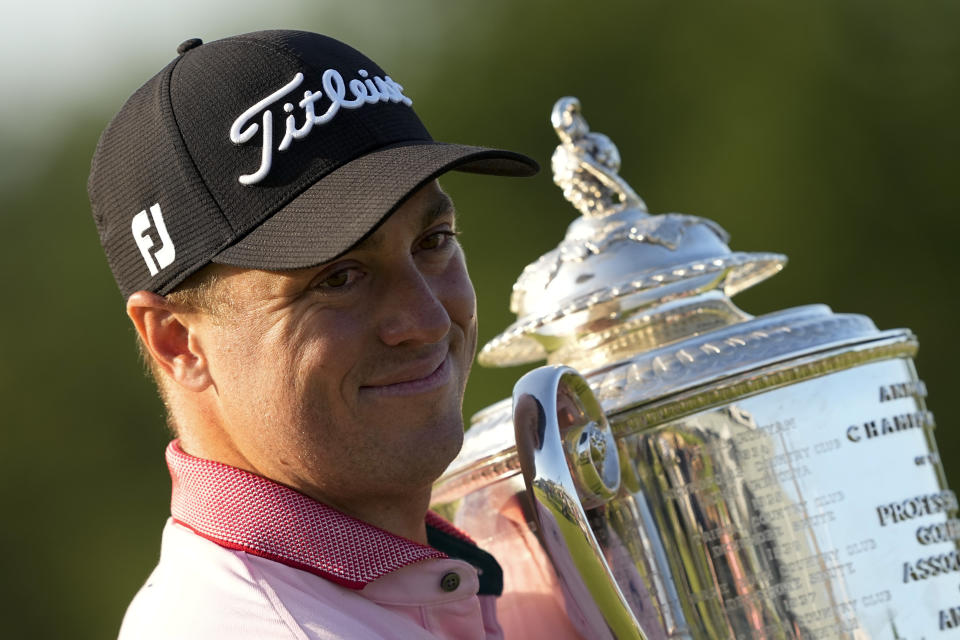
[432,97,959,639]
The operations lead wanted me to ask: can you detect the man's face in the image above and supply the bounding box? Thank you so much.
[195,181,477,512]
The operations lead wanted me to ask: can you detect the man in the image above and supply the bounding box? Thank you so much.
[88,30,538,639]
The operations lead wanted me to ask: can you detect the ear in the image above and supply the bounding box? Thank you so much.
[126,291,213,393]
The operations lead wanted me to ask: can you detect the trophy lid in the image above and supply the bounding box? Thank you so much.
[479,97,786,368]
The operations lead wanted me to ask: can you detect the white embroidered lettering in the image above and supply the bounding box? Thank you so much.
[131,203,176,276]
[321,68,354,109]
[131,210,155,275]
[381,76,413,105]
[373,76,392,102]
[363,78,381,102]
[230,69,414,185]
[277,90,325,152]
[230,73,305,185]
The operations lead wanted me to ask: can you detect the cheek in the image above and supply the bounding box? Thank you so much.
[443,252,478,329]
[209,315,302,411]
[441,256,479,387]
[289,310,367,409]
[457,271,479,361]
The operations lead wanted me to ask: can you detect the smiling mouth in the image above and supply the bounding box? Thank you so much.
[360,352,453,397]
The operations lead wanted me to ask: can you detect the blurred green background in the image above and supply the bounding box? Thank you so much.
[1,1,957,636]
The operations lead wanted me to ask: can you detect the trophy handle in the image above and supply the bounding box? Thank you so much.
[513,365,647,640]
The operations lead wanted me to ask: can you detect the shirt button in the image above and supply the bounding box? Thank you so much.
[440,571,461,592]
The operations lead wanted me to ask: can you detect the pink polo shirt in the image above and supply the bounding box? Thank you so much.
[118,442,504,639]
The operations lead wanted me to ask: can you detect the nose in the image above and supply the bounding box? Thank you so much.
[377,262,452,347]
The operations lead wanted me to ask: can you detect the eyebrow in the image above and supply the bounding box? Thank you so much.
[421,190,457,229]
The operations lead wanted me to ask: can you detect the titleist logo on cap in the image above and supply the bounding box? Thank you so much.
[88,30,536,298]
[230,69,414,186]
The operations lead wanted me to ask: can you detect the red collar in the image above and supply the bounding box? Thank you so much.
[166,441,469,589]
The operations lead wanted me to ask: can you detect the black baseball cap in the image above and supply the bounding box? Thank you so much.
[88,30,538,298]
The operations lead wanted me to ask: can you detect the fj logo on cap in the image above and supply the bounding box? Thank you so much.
[230,69,413,186]
[132,203,176,276]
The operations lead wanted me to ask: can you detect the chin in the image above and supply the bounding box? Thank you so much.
[420,418,465,480]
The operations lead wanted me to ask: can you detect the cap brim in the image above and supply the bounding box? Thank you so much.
[212,141,538,269]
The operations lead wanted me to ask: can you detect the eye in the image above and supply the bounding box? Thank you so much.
[418,229,458,252]
[324,271,349,287]
[313,266,364,292]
